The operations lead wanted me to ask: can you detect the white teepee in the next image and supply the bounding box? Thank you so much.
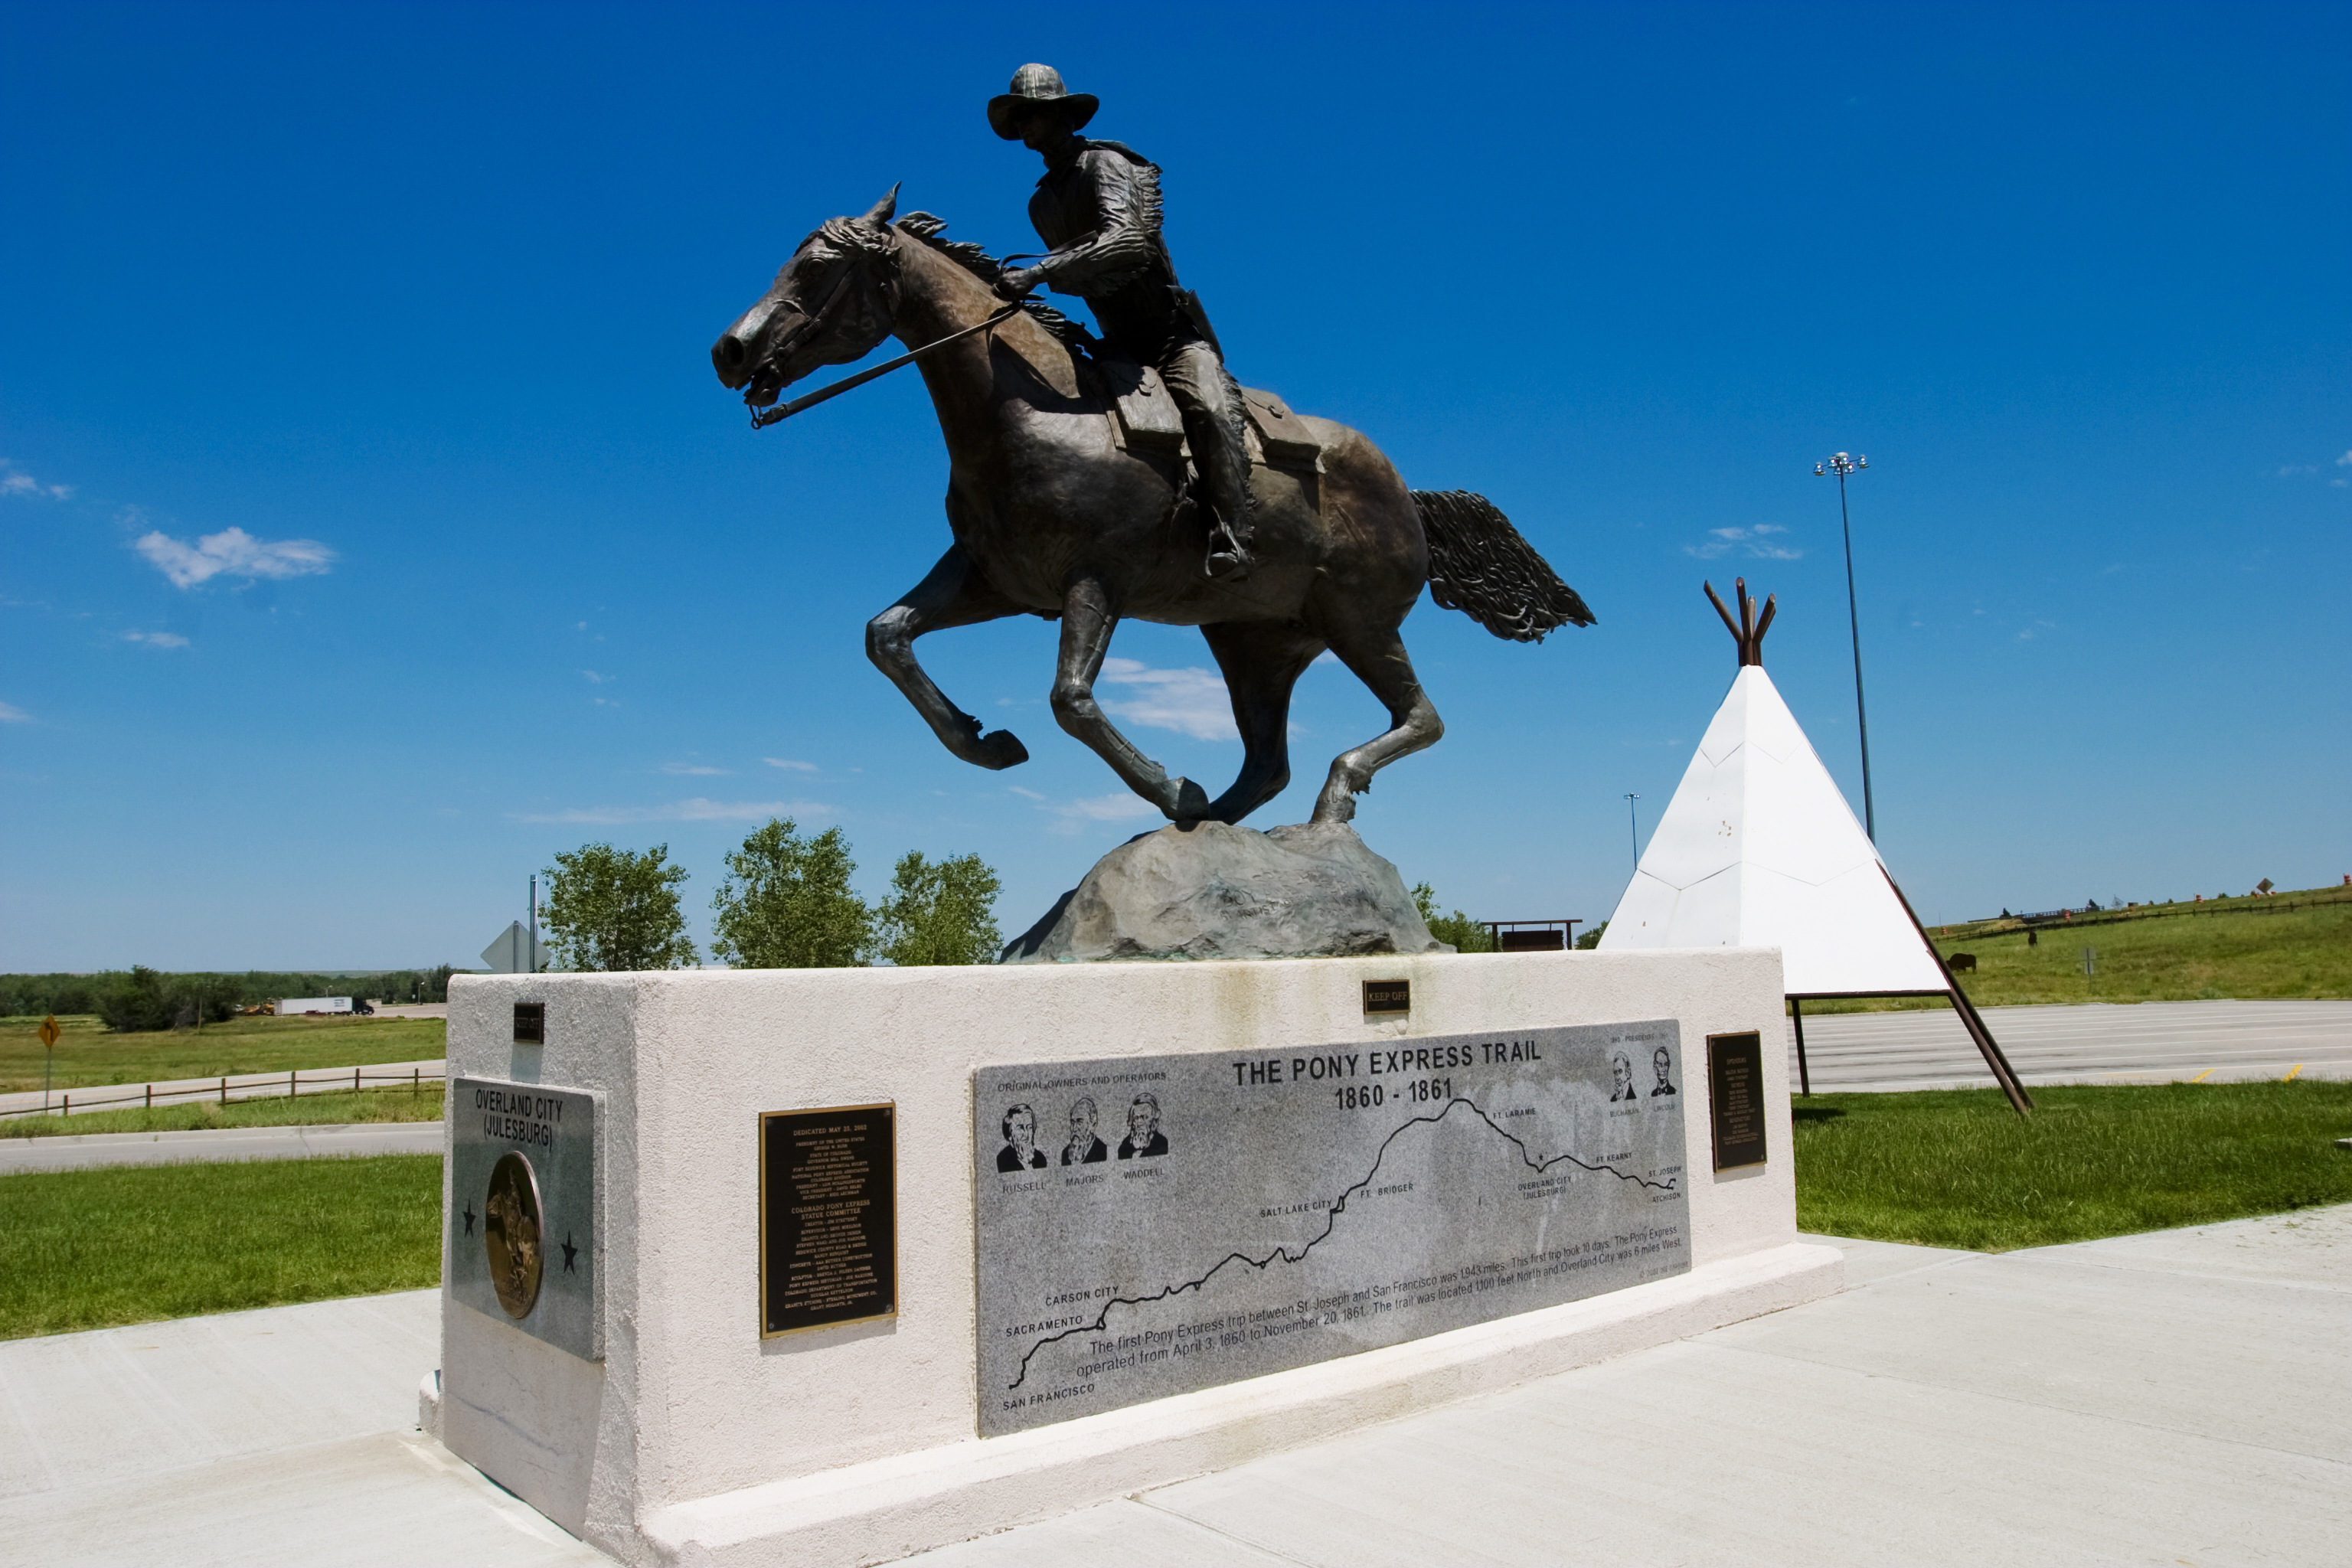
[1598,593,1945,995]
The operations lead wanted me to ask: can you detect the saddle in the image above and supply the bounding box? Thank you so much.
[1080,345,1325,475]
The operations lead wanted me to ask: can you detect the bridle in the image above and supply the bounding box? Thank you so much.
[741,234,876,423]
[744,224,1025,430]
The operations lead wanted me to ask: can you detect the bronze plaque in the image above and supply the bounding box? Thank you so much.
[512,1002,545,1044]
[1707,1031,1768,1170]
[1362,978,1411,1014]
[760,1103,897,1337]
[485,1150,545,1318]
[1499,929,1565,952]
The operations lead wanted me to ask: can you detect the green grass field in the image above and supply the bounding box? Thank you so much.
[1794,883,2352,1014]
[0,1011,446,1094]
[1793,1079,2352,1250]
[1,1083,444,1139]
[0,1155,443,1338]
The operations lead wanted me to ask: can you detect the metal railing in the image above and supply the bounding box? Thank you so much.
[0,1063,447,1122]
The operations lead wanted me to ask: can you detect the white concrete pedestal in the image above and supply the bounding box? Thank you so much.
[433,950,1837,1567]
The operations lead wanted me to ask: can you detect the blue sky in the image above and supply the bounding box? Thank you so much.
[2,2,2346,972]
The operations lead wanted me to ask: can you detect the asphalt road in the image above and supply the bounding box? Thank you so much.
[1787,998,2352,1092]
[0,1122,443,1175]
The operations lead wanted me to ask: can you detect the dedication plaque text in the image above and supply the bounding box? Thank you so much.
[760,1104,897,1336]
[449,1076,599,1360]
[973,1021,1690,1435]
[1707,1031,1768,1170]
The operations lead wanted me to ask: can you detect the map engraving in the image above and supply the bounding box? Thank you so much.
[973,1021,1689,1436]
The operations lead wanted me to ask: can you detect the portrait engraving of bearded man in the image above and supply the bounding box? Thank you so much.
[1117,1092,1169,1159]
[997,1102,1047,1171]
[1063,1096,1109,1165]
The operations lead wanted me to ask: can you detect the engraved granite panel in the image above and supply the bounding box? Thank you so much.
[973,1021,1690,1435]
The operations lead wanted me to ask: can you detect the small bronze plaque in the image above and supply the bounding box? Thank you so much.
[760,1102,897,1337]
[513,1002,545,1045]
[1362,978,1411,1014]
[1707,1031,1768,1170]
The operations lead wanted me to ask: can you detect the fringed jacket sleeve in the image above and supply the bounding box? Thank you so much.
[1034,149,1162,293]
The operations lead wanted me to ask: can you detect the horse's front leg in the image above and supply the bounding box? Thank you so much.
[1050,574,1210,822]
[866,545,1031,770]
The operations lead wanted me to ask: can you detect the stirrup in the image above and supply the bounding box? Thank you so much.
[1204,525,1253,581]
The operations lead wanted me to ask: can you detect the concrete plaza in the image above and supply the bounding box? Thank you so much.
[5,1204,2344,1566]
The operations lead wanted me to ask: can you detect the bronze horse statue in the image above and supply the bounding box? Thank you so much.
[711,189,1591,827]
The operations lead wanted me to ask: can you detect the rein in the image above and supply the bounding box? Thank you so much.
[750,300,1024,429]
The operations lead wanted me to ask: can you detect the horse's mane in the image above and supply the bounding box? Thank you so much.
[894,212,1091,349]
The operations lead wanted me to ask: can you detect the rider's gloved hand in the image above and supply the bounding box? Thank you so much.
[995,266,1041,300]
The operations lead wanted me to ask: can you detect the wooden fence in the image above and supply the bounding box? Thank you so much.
[1,1063,446,1122]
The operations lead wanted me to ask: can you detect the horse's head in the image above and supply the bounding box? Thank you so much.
[710,186,902,413]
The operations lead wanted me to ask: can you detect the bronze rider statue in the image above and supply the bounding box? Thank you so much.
[989,64,1255,580]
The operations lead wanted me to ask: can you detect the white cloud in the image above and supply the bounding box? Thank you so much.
[763,757,818,773]
[0,460,73,501]
[1096,657,1236,740]
[1006,786,1047,801]
[582,669,614,684]
[1045,791,1165,835]
[2337,450,2352,466]
[660,762,730,776]
[1685,524,1802,562]
[135,525,335,588]
[0,701,30,723]
[514,798,835,825]
[122,630,191,648]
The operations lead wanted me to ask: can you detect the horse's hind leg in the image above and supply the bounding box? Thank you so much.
[1051,574,1210,821]
[866,544,1031,770]
[1311,619,1444,825]
[1200,621,1325,825]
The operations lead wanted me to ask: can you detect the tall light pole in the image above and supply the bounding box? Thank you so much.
[1623,793,1642,872]
[1814,451,1876,841]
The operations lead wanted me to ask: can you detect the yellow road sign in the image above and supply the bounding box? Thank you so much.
[37,1015,60,1048]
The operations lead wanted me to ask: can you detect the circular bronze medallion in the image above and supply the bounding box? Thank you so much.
[484,1151,544,1319]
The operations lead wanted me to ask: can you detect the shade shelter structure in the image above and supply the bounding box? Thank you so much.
[1598,580,2030,1115]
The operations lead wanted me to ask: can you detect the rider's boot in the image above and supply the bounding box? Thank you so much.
[1165,343,1257,581]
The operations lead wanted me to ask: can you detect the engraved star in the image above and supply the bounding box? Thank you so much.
[462,1203,476,1237]
[561,1233,580,1273]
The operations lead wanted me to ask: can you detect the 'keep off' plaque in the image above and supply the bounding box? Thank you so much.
[449,1077,599,1361]
[973,1021,1690,1436]
[760,1104,897,1337]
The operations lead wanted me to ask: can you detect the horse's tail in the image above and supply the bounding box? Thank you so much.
[1412,490,1596,642]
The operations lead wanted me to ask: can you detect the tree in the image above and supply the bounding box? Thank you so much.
[1410,882,1497,953]
[93,967,240,1032]
[1575,920,1607,949]
[710,818,872,968]
[541,842,697,972]
[877,851,1004,966]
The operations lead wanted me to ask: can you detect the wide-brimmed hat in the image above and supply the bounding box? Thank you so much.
[988,64,1098,139]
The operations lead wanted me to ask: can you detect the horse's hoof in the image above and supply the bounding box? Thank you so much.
[1166,777,1211,821]
[1310,785,1358,825]
[974,730,1030,769]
